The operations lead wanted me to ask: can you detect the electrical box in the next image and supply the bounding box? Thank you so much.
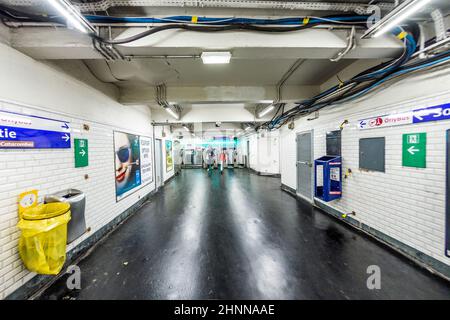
[315,156,342,202]
[326,130,341,156]
[359,137,385,172]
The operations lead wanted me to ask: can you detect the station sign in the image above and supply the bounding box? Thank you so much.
[402,133,426,168]
[358,102,450,130]
[0,110,71,148]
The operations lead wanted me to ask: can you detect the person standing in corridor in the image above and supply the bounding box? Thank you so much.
[205,146,215,176]
[219,148,227,175]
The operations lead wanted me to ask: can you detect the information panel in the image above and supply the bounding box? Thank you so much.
[0,110,70,148]
[140,136,153,185]
[402,133,426,168]
[358,102,450,130]
[74,138,89,168]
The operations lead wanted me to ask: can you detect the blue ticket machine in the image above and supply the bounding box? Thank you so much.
[314,156,342,202]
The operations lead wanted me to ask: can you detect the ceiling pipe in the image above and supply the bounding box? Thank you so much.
[156,84,182,120]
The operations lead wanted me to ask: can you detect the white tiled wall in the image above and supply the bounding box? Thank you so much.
[0,43,164,299]
[0,101,158,299]
[246,131,280,174]
[279,66,450,267]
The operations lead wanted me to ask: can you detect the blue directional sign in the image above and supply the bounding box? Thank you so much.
[413,103,450,124]
[0,110,71,149]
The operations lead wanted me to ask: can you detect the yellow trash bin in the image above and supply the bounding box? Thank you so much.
[17,203,71,275]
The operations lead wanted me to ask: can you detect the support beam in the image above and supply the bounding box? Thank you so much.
[9,27,403,60]
[119,85,320,105]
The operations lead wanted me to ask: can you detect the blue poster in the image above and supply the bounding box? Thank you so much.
[0,110,71,149]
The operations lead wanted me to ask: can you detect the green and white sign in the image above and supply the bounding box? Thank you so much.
[74,138,88,168]
[402,133,426,168]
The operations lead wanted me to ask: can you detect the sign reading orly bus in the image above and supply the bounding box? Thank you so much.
[358,102,450,130]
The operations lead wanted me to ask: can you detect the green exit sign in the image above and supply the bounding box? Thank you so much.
[402,133,426,168]
[74,138,89,168]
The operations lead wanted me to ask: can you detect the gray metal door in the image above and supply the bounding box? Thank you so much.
[247,140,250,168]
[155,139,163,188]
[446,130,450,257]
[296,131,313,202]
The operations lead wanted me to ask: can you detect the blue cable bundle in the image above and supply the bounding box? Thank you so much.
[262,27,447,130]
[85,15,369,26]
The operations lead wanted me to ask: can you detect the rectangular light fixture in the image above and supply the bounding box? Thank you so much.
[362,0,432,38]
[164,107,179,120]
[201,52,232,64]
[258,105,275,118]
[46,0,96,34]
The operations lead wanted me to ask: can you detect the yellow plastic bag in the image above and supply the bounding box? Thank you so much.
[17,203,71,275]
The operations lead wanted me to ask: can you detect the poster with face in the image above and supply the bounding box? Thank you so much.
[114,131,142,201]
[140,136,153,185]
[165,140,173,172]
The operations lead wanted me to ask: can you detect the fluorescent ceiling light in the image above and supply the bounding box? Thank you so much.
[183,125,190,132]
[46,0,96,34]
[164,107,179,120]
[201,52,232,64]
[258,100,274,104]
[258,105,275,118]
[363,0,432,38]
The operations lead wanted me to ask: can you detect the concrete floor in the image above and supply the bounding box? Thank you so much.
[39,169,450,300]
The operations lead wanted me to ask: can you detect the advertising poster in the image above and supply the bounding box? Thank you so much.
[166,140,173,172]
[140,136,153,185]
[114,131,142,201]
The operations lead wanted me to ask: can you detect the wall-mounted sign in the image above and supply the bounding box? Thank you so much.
[140,136,153,185]
[358,102,450,130]
[358,112,412,130]
[74,138,89,168]
[114,131,153,201]
[18,189,38,219]
[0,110,70,148]
[402,133,426,168]
[412,103,450,123]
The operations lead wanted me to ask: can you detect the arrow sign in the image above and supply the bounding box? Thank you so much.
[403,133,426,168]
[61,122,70,130]
[413,103,450,123]
[407,146,419,155]
[74,138,88,168]
[62,133,70,142]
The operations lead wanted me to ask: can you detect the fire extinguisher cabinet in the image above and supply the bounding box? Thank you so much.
[314,156,342,202]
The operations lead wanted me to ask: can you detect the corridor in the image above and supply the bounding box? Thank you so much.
[39,170,450,300]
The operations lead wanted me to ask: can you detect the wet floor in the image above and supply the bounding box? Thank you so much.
[39,169,450,300]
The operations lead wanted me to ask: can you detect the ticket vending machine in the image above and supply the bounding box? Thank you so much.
[314,156,342,202]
